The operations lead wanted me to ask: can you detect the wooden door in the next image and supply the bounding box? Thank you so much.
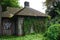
[2,19,14,35]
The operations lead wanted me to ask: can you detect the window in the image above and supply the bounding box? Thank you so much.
[3,22,11,30]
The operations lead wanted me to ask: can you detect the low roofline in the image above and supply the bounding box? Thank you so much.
[15,7,48,17]
[2,7,48,18]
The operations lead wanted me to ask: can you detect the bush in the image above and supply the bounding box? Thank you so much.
[44,24,60,40]
[47,16,60,27]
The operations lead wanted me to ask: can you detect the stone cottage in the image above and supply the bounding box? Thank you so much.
[0,1,48,36]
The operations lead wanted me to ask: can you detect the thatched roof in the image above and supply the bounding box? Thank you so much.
[2,7,21,18]
[2,7,48,18]
[16,7,48,17]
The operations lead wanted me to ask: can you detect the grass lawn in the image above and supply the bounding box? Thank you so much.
[0,33,45,40]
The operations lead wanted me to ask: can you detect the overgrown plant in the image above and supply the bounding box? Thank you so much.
[24,17,47,34]
[44,24,60,40]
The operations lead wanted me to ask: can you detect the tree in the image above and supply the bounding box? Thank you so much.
[45,0,60,18]
[0,0,20,7]
[0,0,20,11]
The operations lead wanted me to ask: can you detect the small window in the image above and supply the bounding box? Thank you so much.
[3,22,11,30]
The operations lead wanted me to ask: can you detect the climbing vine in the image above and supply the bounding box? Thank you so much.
[24,17,48,34]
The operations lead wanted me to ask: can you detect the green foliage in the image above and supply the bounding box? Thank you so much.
[45,2,60,39]
[45,0,60,18]
[24,17,47,34]
[0,0,20,11]
[55,8,60,15]
[46,16,60,28]
[0,0,20,7]
[45,0,55,6]
[0,34,44,40]
[44,24,60,40]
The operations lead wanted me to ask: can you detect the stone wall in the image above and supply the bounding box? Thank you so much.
[17,17,24,36]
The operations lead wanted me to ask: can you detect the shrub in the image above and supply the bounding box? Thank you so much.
[44,24,60,40]
[46,16,60,28]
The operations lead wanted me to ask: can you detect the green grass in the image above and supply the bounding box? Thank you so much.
[0,34,45,40]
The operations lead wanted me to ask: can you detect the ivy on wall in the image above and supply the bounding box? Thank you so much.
[24,17,48,34]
